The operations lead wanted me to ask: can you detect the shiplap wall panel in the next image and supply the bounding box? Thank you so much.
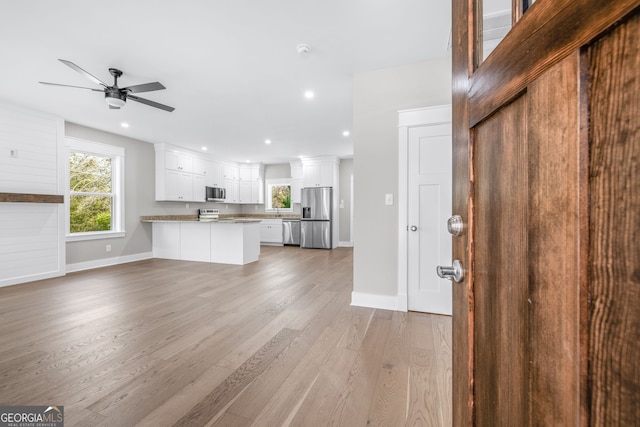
[0,108,60,194]
[0,103,65,287]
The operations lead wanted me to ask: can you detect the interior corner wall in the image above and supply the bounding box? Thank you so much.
[352,57,452,300]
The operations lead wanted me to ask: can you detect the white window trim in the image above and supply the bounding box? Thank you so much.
[65,137,126,241]
[265,178,293,212]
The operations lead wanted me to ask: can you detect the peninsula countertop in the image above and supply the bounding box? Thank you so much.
[140,213,301,223]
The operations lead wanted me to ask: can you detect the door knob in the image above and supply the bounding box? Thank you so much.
[436,260,464,282]
[410,225,418,231]
[447,215,464,236]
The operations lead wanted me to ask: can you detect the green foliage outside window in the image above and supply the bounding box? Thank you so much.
[271,185,291,209]
[69,152,113,233]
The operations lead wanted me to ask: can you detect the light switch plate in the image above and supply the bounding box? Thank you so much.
[385,194,393,205]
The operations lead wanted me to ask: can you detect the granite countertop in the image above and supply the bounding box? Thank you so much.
[229,213,302,220]
[139,213,300,223]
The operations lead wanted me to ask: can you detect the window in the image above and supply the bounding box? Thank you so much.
[265,179,293,212]
[66,138,125,241]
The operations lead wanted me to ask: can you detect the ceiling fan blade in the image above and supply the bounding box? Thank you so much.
[39,81,104,91]
[123,82,166,93]
[128,95,175,112]
[59,59,109,88]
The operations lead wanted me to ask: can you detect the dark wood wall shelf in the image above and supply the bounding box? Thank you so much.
[0,192,64,204]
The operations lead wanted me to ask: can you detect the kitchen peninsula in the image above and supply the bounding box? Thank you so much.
[141,215,261,265]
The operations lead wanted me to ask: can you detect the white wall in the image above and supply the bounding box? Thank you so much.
[352,57,451,305]
[0,102,65,287]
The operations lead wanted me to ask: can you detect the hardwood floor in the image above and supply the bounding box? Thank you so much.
[0,246,452,426]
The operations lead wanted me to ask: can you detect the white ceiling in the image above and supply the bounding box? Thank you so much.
[0,1,452,164]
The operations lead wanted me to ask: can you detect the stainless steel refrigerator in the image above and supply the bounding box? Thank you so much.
[300,187,332,249]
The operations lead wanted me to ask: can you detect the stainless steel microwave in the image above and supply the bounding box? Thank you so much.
[206,186,226,202]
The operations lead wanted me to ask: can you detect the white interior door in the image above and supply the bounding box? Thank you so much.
[407,123,452,314]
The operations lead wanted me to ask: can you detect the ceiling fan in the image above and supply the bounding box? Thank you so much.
[39,59,175,112]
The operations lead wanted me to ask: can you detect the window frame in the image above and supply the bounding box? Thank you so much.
[264,178,293,213]
[65,137,125,241]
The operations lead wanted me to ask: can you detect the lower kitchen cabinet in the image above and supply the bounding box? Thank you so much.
[150,221,260,265]
[260,219,283,245]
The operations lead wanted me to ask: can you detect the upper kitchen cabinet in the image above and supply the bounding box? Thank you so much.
[223,163,239,181]
[155,144,206,202]
[192,157,207,176]
[290,160,303,203]
[155,144,263,204]
[205,161,223,188]
[302,157,339,188]
[165,150,193,173]
[224,178,239,203]
[238,163,264,204]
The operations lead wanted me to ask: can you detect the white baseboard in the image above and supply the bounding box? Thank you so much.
[66,252,153,273]
[351,291,398,311]
[0,270,65,289]
[338,241,354,248]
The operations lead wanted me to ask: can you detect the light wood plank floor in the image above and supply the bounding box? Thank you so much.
[0,246,452,426]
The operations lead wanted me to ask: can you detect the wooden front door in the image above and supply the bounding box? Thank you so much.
[452,0,640,425]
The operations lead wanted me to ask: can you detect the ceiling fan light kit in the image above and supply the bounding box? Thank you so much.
[39,59,175,112]
[105,89,126,108]
[297,43,311,55]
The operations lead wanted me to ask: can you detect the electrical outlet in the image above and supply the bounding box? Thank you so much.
[106,244,112,252]
[385,194,393,205]
[186,203,190,209]
[340,200,344,208]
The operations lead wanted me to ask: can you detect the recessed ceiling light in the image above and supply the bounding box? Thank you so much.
[246,160,251,163]
[120,122,129,128]
[298,155,304,159]
[201,146,208,151]
[342,130,350,137]
[265,139,272,145]
[304,90,314,100]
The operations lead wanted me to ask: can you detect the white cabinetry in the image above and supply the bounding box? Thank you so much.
[291,180,302,204]
[302,160,336,188]
[223,164,239,181]
[192,157,207,176]
[224,178,239,203]
[151,221,260,265]
[205,161,223,187]
[164,170,194,201]
[290,160,303,204]
[193,174,206,201]
[260,219,283,245]
[156,144,207,202]
[154,145,262,204]
[239,181,252,204]
[239,166,252,182]
[222,163,240,203]
[238,163,264,204]
[165,151,193,173]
